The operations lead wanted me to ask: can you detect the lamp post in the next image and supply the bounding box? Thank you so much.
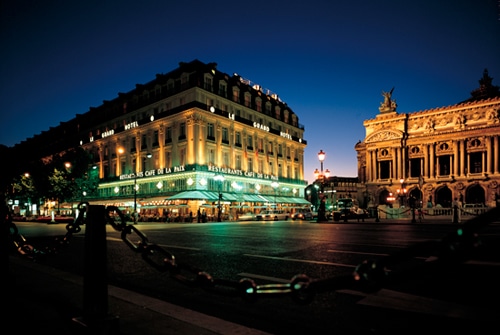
[131,152,152,224]
[314,149,330,222]
[396,178,407,207]
[214,174,225,222]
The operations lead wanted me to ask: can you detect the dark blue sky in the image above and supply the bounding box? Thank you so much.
[1,0,499,181]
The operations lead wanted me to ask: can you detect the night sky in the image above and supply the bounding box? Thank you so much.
[1,0,499,182]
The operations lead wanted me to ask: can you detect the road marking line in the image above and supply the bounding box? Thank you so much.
[327,249,389,256]
[244,254,356,268]
[106,237,201,250]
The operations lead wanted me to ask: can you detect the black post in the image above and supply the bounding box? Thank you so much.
[73,205,119,333]
[133,174,137,224]
[453,205,459,224]
[217,192,222,222]
[410,196,417,223]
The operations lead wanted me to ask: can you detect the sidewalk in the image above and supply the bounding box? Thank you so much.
[7,255,271,335]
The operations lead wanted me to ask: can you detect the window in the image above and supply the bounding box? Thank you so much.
[219,83,227,97]
[222,127,229,144]
[153,130,159,147]
[275,107,281,120]
[165,127,172,144]
[233,89,239,103]
[409,158,422,178]
[256,99,262,112]
[208,149,215,164]
[248,158,253,172]
[247,135,253,149]
[179,122,186,140]
[235,132,241,147]
[207,123,215,140]
[379,161,391,179]
[131,137,136,152]
[470,152,483,173]
[265,102,272,115]
[141,134,147,149]
[258,138,264,152]
[438,156,450,176]
[236,155,241,170]
[204,76,212,91]
[244,93,251,107]
[223,152,229,167]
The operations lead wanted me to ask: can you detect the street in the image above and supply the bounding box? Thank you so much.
[11,218,500,334]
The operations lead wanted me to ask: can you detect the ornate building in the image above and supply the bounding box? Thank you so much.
[355,70,500,210]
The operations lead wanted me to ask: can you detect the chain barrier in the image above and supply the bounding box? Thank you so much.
[8,202,88,260]
[9,203,498,304]
[103,205,497,304]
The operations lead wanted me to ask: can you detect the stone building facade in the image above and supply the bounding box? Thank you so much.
[355,70,500,209]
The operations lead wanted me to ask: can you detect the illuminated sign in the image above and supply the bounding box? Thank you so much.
[119,165,186,180]
[208,165,278,181]
[280,131,291,140]
[102,129,114,138]
[124,121,139,130]
[253,122,270,132]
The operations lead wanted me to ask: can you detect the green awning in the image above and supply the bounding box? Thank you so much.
[166,190,219,201]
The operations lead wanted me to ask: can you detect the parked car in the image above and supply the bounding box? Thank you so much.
[238,212,256,221]
[292,209,314,220]
[256,210,289,221]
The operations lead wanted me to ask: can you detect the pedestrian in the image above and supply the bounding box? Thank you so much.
[356,207,365,222]
[452,197,460,224]
[197,208,201,223]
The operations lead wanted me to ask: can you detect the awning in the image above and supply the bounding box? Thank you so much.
[166,190,219,201]
[282,197,311,205]
[221,193,239,201]
[256,194,272,202]
[242,194,260,202]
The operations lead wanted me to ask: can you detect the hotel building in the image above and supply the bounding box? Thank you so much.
[33,59,310,220]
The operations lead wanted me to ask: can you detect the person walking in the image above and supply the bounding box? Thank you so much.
[452,198,460,224]
[356,207,365,222]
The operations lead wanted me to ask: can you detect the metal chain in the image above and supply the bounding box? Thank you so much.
[9,203,495,304]
[8,202,88,260]
[104,205,496,304]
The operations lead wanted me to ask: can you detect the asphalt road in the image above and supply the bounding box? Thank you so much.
[11,218,500,334]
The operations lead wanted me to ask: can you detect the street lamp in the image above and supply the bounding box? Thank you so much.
[131,152,153,224]
[314,149,330,222]
[271,181,279,210]
[214,174,225,222]
[396,178,407,207]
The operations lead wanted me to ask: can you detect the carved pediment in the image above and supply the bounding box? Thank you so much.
[365,130,403,143]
